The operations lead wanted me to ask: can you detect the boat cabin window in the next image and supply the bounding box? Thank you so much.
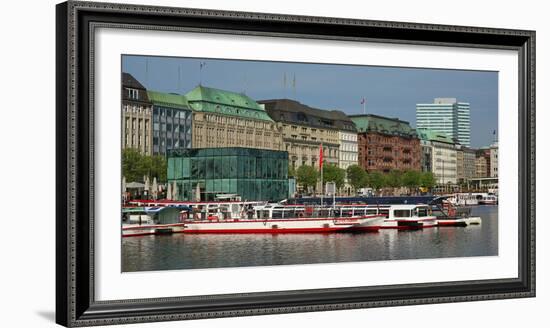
[416,207,428,217]
[272,208,284,218]
[393,209,412,218]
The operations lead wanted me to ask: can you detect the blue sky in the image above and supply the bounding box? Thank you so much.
[122,55,498,148]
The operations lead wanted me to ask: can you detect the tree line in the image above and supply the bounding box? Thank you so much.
[122,148,167,183]
[290,164,436,194]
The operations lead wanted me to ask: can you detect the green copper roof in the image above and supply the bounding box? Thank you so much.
[416,128,455,144]
[185,85,274,122]
[349,114,417,137]
[147,91,190,109]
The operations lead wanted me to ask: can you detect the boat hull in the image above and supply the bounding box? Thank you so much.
[122,223,186,237]
[437,216,482,227]
[380,216,438,230]
[181,216,383,234]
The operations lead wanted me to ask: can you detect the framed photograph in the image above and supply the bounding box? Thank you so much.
[56,0,535,326]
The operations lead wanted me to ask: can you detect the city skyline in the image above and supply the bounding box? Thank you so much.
[122,55,498,148]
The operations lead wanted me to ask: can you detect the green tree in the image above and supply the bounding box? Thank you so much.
[322,164,346,190]
[368,171,386,191]
[122,148,168,183]
[419,172,437,189]
[150,155,167,182]
[386,170,403,188]
[288,165,296,178]
[296,165,318,192]
[122,148,146,182]
[346,165,368,191]
[402,170,421,188]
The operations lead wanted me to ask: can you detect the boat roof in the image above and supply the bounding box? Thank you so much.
[122,205,191,213]
[390,204,428,210]
[286,195,439,205]
[128,199,264,206]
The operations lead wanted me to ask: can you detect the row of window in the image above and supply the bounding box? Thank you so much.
[340,142,358,152]
[124,118,150,131]
[340,153,357,161]
[168,156,288,181]
[286,125,339,136]
[366,159,418,166]
[123,104,151,115]
[203,114,276,129]
[124,134,148,149]
[153,107,191,119]
[168,178,288,202]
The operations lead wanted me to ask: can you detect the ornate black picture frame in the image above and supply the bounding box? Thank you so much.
[56,1,535,326]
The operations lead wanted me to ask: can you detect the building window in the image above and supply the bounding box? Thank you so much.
[127,88,139,100]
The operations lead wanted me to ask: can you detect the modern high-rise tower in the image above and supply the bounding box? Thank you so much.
[416,98,471,147]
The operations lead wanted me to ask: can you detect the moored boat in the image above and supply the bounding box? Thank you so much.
[181,203,385,234]
[376,204,438,229]
[430,197,483,227]
[478,195,498,205]
[122,205,190,237]
[289,203,442,230]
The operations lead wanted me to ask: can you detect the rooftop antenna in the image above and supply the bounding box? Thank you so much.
[199,61,207,86]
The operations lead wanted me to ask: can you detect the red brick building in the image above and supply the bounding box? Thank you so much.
[350,114,421,173]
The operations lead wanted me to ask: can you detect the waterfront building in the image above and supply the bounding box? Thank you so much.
[338,130,359,170]
[122,73,153,155]
[489,142,498,178]
[475,149,490,178]
[456,148,464,181]
[475,143,498,178]
[420,143,433,173]
[167,147,289,201]
[338,129,359,195]
[416,98,471,147]
[259,99,354,169]
[350,114,421,173]
[147,91,193,156]
[417,128,458,184]
[456,146,477,183]
[185,86,283,151]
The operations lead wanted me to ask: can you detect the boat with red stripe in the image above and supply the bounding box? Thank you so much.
[180,203,384,234]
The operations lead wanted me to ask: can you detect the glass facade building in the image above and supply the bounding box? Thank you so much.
[416,98,471,147]
[167,147,289,201]
[148,91,193,156]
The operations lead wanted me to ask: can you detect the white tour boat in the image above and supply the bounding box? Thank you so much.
[326,203,438,229]
[180,202,385,234]
[375,204,438,229]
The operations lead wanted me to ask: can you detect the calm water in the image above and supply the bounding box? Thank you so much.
[122,206,498,272]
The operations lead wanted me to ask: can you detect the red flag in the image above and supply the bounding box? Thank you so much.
[319,144,323,170]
